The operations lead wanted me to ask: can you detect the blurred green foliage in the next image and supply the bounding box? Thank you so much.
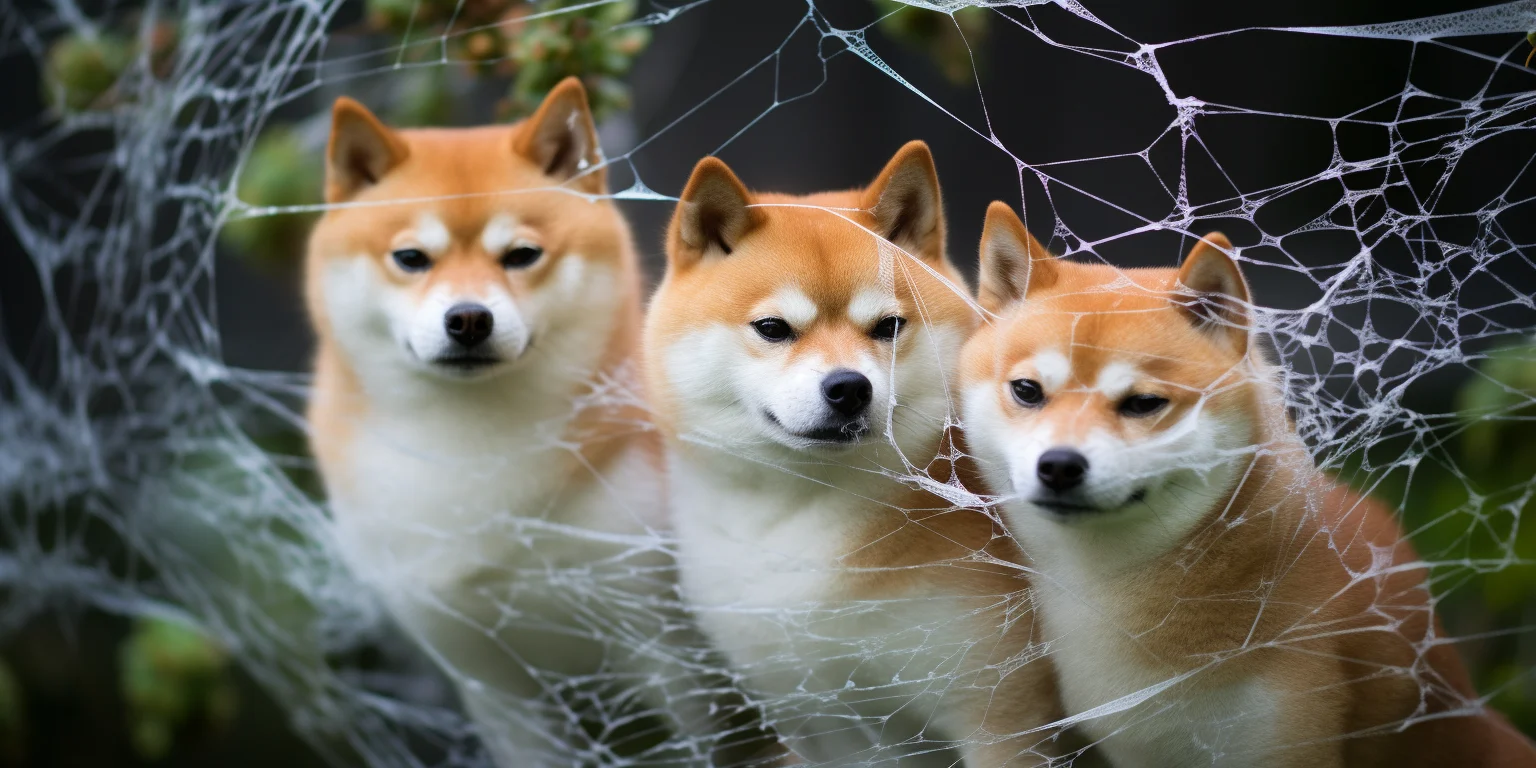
[1344,339,1536,731]
[119,618,237,761]
[361,0,649,121]
[502,1,650,119]
[872,1,991,85]
[42,31,134,112]
[221,127,319,269]
[41,20,177,113]
[1461,344,1536,474]
[1442,342,1536,727]
[0,659,25,764]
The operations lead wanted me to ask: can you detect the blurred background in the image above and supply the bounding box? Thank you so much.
[1,0,1534,765]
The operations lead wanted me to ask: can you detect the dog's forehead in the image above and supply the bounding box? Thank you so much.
[355,129,585,222]
[728,226,896,306]
[999,291,1157,367]
[997,289,1239,391]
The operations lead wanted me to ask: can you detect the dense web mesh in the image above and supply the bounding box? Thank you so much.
[2,0,1535,766]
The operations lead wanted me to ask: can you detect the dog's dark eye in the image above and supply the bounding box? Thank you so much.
[751,317,794,342]
[501,245,543,269]
[392,248,432,272]
[871,316,906,341]
[1120,393,1169,417]
[1011,379,1045,408]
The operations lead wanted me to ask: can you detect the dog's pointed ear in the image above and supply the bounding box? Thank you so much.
[861,141,945,262]
[326,97,409,203]
[513,76,604,193]
[668,157,762,270]
[977,201,1056,313]
[1176,232,1250,353]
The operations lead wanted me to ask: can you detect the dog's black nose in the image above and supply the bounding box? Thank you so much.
[444,304,494,348]
[821,369,872,417]
[1037,448,1089,493]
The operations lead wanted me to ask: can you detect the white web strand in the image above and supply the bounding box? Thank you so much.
[1,0,1535,766]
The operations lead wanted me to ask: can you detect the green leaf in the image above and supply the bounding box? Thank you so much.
[220,127,321,270]
[43,32,135,112]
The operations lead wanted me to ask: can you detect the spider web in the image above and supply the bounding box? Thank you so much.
[1,0,1535,766]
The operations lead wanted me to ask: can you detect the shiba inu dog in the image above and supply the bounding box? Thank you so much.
[305,79,730,767]
[644,145,1065,766]
[959,201,1536,767]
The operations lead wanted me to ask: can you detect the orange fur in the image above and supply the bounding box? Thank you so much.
[646,147,1066,766]
[960,201,1536,767]
[304,80,720,768]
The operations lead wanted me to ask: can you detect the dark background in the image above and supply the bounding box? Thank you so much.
[2,0,1533,765]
